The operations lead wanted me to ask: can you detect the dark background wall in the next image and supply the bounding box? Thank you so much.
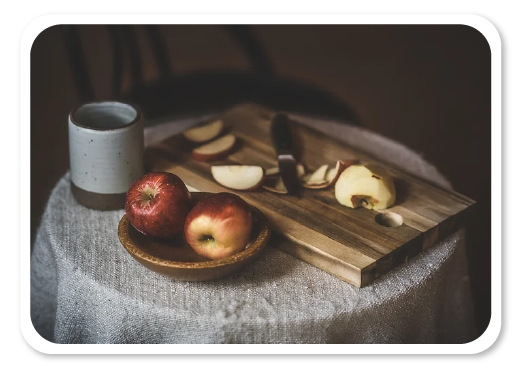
[31,25,491,337]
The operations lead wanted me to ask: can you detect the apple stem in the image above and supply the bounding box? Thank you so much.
[199,235,214,243]
[141,187,159,203]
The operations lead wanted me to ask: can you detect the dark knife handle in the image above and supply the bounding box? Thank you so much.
[270,113,293,155]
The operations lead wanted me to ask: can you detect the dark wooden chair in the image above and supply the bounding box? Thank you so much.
[61,25,360,126]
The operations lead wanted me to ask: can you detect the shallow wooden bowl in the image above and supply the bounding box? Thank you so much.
[118,192,271,281]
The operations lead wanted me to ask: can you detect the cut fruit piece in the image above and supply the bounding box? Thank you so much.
[307,164,329,184]
[325,160,347,185]
[300,160,350,189]
[296,163,306,178]
[274,177,287,192]
[192,134,236,162]
[211,165,265,190]
[300,163,332,189]
[262,176,288,194]
[183,120,224,143]
[265,167,280,176]
[300,167,329,188]
[334,164,396,210]
[325,168,337,182]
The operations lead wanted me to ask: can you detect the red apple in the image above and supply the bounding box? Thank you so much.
[184,192,253,260]
[125,172,192,238]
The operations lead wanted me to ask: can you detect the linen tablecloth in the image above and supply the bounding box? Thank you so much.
[30,114,477,343]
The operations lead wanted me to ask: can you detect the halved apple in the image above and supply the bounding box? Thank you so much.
[211,165,265,190]
[262,176,288,194]
[334,164,396,210]
[183,120,224,143]
[192,134,236,162]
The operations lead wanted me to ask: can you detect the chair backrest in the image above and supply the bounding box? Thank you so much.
[61,25,275,102]
[61,25,360,125]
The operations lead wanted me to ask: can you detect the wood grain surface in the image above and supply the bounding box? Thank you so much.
[146,103,476,287]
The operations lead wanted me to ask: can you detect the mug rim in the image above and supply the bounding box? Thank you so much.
[69,100,143,132]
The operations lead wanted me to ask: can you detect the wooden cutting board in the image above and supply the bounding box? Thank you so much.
[145,103,476,287]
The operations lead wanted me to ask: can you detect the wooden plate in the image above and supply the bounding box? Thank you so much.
[118,192,271,281]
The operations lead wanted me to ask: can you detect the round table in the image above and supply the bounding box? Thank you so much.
[30,114,477,343]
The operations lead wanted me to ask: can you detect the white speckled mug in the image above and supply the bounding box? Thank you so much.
[68,101,144,210]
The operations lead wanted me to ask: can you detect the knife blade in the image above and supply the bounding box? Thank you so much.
[270,113,299,195]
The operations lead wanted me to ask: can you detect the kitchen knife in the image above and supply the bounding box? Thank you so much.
[270,113,299,195]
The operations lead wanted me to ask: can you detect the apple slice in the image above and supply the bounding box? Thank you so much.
[325,160,347,185]
[300,160,350,189]
[192,134,236,162]
[274,177,288,192]
[262,176,288,194]
[325,167,337,182]
[308,164,329,183]
[300,164,329,188]
[211,165,265,190]
[265,166,280,176]
[183,120,224,143]
[296,163,306,178]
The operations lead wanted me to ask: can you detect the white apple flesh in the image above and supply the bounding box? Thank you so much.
[335,164,396,210]
[296,164,306,178]
[262,176,288,194]
[307,164,329,184]
[211,165,265,190]
[265,166,280,176]
[183,120,223,143]
[192,134,236,162]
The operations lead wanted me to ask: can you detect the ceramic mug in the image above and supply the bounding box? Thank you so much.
[68,101,144,210]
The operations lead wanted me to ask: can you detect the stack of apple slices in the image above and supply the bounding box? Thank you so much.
[183,120,237,162]
[299,160,352,189]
